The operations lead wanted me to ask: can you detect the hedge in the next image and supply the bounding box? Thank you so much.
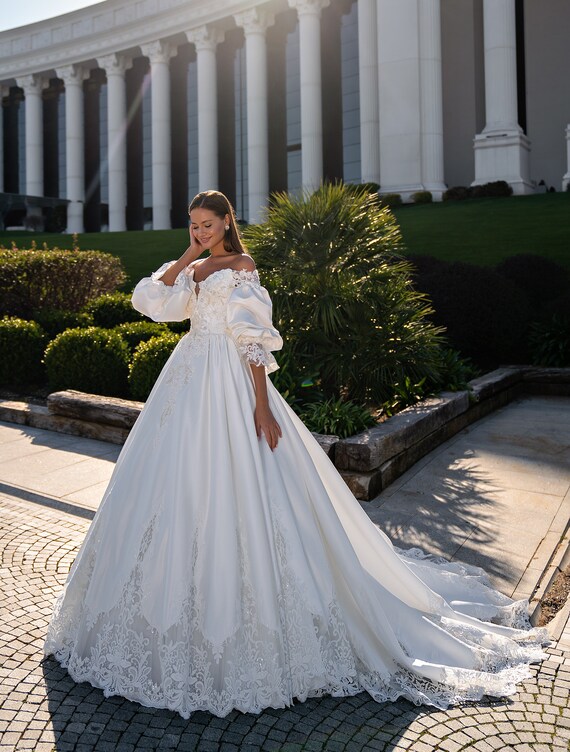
[0,317,47,387]
[129,334,182,401]
[44,327,131,397]
[0,247,126,317]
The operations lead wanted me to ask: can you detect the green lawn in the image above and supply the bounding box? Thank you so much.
[392,192,570,270]
[1,192,568,286]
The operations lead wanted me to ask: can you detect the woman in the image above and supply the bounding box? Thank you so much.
[44,190,547,719]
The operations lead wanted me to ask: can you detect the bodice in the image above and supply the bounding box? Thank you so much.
[188,267,262,337]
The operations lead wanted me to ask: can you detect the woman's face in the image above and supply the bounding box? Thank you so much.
[189,208,228,249]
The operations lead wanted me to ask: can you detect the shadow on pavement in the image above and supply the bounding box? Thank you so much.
[41,654,457,751]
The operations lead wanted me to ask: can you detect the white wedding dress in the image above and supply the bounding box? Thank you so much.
[44,262,548,719]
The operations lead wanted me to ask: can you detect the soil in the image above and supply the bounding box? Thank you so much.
[537,562,570,626]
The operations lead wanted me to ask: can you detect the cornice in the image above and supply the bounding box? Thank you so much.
[0,0,288,84]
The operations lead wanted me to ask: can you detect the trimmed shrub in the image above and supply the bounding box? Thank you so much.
[416,261,532,368]
[31,309,94,339]
[129,334,182,401]
[495,254,569,309]
[407,254,449,279]
[0,247,126,317]
[166,320,191,335]
[471,180,513,198]
[44,327,131,397]
[379,193,402,207]
[411,191,433,204]
[113,321,169,352]
[85,291,145,328]
[443,186,472,201]
[0,317,47,386]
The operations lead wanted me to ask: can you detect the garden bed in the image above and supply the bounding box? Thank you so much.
[1,366,568,501]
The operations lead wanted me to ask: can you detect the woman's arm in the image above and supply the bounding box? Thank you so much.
[250,363,282,451]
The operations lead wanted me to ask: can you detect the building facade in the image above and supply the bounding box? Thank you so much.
[0,0,568,232]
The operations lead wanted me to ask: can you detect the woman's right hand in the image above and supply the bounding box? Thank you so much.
[182,229,203,265]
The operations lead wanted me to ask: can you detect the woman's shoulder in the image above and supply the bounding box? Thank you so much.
[232,254,256,273]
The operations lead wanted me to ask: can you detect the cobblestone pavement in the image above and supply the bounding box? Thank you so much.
[1,493,570,752]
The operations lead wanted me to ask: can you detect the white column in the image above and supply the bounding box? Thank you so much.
[234,8,274,224]
[57,65,86,233]
[288,0,329,192]
[18,74,45,198]
[186,26,224,192]
[358,0,380,186]
[376,0,423,200]
[97,53,130,231]
[473,0,533,194]
[141,40,174,230]
[563,125,570,192]
[0,87,6,194]
[419,0,446,199]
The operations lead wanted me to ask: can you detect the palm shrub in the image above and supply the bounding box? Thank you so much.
[244,182,446,405]
[529,315,570,367]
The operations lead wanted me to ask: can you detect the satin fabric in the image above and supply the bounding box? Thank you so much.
[44,263,547,719]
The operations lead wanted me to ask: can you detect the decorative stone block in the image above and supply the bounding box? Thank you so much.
[47,390,143,428]
[467,366,522,402]
[335,391,469,473]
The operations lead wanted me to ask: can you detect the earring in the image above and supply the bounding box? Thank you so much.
[224,224,230,231]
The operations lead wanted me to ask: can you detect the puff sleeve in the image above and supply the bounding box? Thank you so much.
[131,261,194,322]
[227,274,283,374]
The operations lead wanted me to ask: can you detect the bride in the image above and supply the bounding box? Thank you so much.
[44,190,547,719]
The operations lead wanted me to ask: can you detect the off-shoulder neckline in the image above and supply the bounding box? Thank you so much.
[190,266,259,288]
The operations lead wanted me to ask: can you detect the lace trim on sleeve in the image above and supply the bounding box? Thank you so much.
[238,342,273,369]
[150,263,192,290]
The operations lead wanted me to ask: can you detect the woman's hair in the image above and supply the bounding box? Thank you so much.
[188,190,246,254]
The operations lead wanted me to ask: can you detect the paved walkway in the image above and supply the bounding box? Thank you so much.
[1,394,570,751]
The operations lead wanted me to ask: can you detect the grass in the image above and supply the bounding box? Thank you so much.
[1,192,568,286]
[392,192,570,270]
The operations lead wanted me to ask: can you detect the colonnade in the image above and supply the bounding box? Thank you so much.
[1,0,540,233]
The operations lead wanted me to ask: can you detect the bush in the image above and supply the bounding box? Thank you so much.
[471,180,513,198]
[411,191,433,204]
[379,193,402,207]
[129,334,182,401]
[495,254,569,309]
[529,315,570,367]
[85,291,144,328]
[415,260,532,368]
[31,309,94,339]
[113,321,169,352]
[443,186,472,201]
[270,341,323,408]
[44,327,131,397]
[298,397,376,438]
[245,182,446,405]
[0,247,126,317]
[0,317,47,387]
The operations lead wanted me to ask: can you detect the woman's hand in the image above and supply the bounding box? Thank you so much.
[181,228,203,265]
[254,404,282,451]
[157,232,203,286]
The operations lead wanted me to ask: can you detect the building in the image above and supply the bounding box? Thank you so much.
[0,0,569,232]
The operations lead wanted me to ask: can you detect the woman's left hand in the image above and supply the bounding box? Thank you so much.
[254,405,282,451]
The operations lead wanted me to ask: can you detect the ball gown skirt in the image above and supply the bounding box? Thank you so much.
[43,263,548,719]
